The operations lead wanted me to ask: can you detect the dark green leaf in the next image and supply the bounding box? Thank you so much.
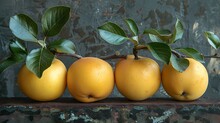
[0,55,24,73]
[144,29,171,36]
[49,39,76,54]
[124,18,139,36]
[98,22,128,45]
[171,19,184,43]
[176,48,204,63]
[0,40,27,73]
[149,34,164,43]
[42,6,70,37]
[9,14,38,42]
[204,31,220,49]
[0,57,16,73]
[170,55,189,72]
[146,42,171,64]
[144,29,172,43]
[9,40,27,55]
[26,48,54,78]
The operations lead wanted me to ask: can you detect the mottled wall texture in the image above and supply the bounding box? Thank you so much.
[0,0,220,98]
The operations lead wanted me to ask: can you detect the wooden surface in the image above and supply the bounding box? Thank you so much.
[1,98,220,122]
[1,97,219,108]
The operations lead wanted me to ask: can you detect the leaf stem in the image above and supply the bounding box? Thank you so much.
[172,50,220,59]
[44,36,47,42]
[55,53,83,59]
[204,53,220,58]
[37,40,47,48]
[135,45,148,50]
[100,51,127,60]
[171,50,186,58]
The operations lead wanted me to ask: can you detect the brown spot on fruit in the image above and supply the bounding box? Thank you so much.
[181,92,187,96]
[88,95,93,99]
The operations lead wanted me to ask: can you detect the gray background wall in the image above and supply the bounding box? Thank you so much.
[0,0,219,99]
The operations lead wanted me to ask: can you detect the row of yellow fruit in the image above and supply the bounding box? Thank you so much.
[17,55,208,102]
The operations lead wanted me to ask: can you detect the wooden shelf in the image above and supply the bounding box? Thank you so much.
[0,98,220,123]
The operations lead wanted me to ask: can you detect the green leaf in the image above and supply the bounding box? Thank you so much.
[0,57,16,73]
[49,39,76,54]
[146,42,171,64]
[26,48,54,78]
[170,55,189,72]
[9,14,38,42]
[9,40,27,55]
[144,29,172,43]
[42,6,70,37]
[0,40,27,73]
[124,18,139,36]
[130,36,139,45]
[0,56,24,73]
[144,29,172,36]
[176,48,204,63]
[149,34,164,43]
[204,31,220,49]
[98,22,128,45]
[171,19,184,43]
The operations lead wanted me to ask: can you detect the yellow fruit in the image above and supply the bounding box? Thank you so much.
[162,58,208,101]
[115,55,161,101]
[67,57,114,103]
[17,59,67,101]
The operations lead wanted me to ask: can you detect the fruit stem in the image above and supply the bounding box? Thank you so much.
[133,44,148,60]
[55,53,83,59]
[133,48,139,60]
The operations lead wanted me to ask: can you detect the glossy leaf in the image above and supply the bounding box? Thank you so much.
[146,42,171,64]
[42,6,70,37]
[204,31,220,49]
[49,39,76,54]
[130,36,139,45]
[26,48,54,78]
[98,22,128,45]
[149,34,164,43]
[0,40,27,73]
[176,48,204,63]
[124,18,139,36]
[144,29,172,43]
[171,19,184,43]
[170,55,189,72]
[9,14,38,42]
[9,40,27,55]
[144,29,171,36]
[0,56,23,73]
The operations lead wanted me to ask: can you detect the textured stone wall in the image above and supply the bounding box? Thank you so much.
[0,0,220,98]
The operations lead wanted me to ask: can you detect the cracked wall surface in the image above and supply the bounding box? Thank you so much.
[0,0,220,99]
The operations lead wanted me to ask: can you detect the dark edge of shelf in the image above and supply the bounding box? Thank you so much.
[1,97,220,109]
